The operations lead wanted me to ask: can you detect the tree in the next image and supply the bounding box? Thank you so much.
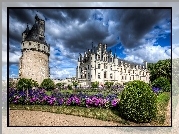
[40,78,55,91]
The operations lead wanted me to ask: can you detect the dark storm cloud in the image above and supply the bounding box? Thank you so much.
[115,9,171,48]
[9,9,34,24]
[37,9,92,26]
[59,21,109,53]
[9,8,171,57]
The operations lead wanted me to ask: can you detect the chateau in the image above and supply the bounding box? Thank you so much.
[18,15,150,86]
[76,43,150,86]
[19,15,50,84]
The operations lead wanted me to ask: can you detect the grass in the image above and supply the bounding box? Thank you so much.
[153,92,171,124]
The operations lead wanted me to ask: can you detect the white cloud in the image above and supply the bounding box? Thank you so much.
[9,51,21,64]
[124,43,171,63]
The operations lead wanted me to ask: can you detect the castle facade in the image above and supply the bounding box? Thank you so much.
[19,15,50,84]
[76,43,150,86]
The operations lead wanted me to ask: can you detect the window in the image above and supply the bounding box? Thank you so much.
[143,72,145,76]
[124,69,126,73]
[91,57,92,60]
[111,65,112,70]
[122,76,123,80]
[104,72,106,78]
[29,42,31,46]
[38,44,40,49]
[133,70,134,74]
[98,64,100,69]
[98,73,100,79]
[85,74,86,78]
[81,75,82,78]
[88,73,90,79]
[125,76,127,80]
[88,65,89,70]
[98,55,100,60]
[110,73,112,79]
[121,68,122,72]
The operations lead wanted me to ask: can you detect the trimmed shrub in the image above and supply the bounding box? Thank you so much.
[40,78,55,91]
[152,77,171,92]
[16,78,32,90]
[119,80,157,123]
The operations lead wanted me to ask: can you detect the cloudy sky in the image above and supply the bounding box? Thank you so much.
[8,8,171,79]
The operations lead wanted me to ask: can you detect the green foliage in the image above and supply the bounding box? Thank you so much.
[56,83,64,89]
[91,81,99,88]
[16,78,33,90]
[31,79,39,87]
[67,84,73,90]
[104,81,114,88]
[152,77,171,92]
[40,78,55,91]
[119,80,157,123]
[72,81,78,88]
[148,59,171,84]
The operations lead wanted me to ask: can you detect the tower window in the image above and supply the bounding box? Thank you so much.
[29,42,31,46]
[98,64,100,69]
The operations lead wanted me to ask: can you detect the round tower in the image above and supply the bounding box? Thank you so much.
[19,15,50,85]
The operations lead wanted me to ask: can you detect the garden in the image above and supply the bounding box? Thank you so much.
[9,59,173,126]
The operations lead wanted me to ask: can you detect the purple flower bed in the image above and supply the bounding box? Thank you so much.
[9,88,120,109]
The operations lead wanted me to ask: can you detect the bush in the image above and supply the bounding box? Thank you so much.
[67,84,73,90]
[119,80,157,123]
[40,78,55,91]
[104,82,114,88]
[91,81,99,88]
[16,78,32,90]
[152,77,171,92]
[56,83,63,89]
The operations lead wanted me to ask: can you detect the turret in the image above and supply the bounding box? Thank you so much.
[143,60,147,69]
[22,24,29,41]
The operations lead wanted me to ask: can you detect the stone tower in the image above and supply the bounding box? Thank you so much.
[19,15,50,85]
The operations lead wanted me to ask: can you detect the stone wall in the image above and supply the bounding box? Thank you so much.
[19,50,49,85]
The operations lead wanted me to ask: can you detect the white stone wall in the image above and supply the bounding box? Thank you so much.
[77,43,150,86]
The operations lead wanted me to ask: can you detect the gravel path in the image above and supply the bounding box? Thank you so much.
[9,110,122,126]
